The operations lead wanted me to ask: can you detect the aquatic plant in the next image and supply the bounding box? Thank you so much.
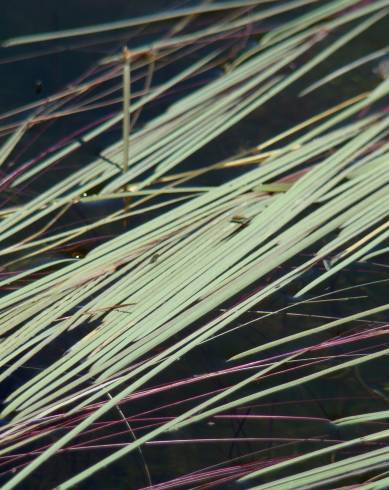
[0,1,388,488]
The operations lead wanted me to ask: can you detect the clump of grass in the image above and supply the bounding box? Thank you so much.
[0,1,388,489]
